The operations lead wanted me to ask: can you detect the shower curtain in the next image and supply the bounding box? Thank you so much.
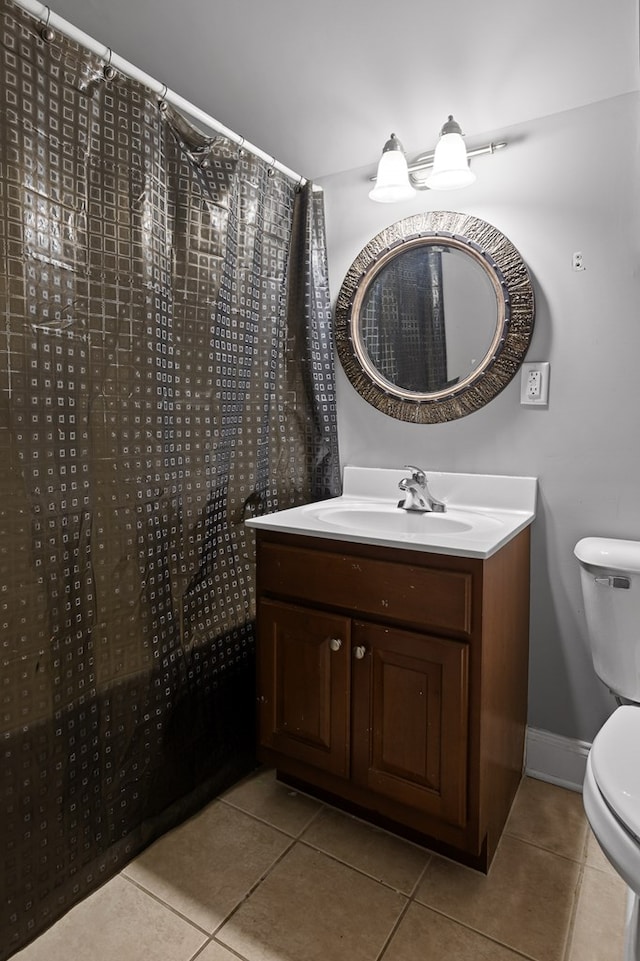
[0,2,340,956]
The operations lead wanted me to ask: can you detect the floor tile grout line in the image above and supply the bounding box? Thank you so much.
[502,827,589,866]
[295,835,426,897]
[375,855,435,961]
[372,848,547,961]
[186,941,212,961]
[580,817,591,861]
[122,831,300,951]
[218,793,327,841]
[296,797,330,837]
[118,871,213,937]
[222,773,445,858]
[404,855,545,961]
[206,828,415,961]
[300,798,444,856]
[412,848,576,961]
[499,829,594,869]
[561,861,586,961]
[209,936,256,961]
[189,935,251,961]
[208,834,299,942]
[208,832,422,956]
[374,893,414,961]
[404,899,548,961]
[211,795,300,841]
[218,792,433,896]
[408,853,434,900]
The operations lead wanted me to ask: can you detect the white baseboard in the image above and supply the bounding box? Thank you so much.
[525,727,591,793]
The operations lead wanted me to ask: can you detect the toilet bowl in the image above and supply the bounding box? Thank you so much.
[575,538,640,960]
[584,708,640,961]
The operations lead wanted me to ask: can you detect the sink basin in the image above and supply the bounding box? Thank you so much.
[245,467,537,559]
[316,504,477,535]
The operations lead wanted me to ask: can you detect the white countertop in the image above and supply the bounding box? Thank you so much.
[246,467,537,559]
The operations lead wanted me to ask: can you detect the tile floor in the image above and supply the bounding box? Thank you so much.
[13,770,627,961]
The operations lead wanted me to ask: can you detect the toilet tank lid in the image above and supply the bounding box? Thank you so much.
[574,537,640,573]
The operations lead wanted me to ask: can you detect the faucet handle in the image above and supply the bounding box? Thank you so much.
[403,464,426,484]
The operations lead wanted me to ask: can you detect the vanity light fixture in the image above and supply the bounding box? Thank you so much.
[369,115,507,202]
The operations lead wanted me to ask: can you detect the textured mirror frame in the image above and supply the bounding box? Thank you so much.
[335,210,535,424]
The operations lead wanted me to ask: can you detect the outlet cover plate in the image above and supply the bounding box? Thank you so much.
[520,362,550,406]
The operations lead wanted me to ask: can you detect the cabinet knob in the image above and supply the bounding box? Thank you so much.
[329,637,342,652]
[353,645,367,660]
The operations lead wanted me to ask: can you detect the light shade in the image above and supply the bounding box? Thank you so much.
[369,134,416,203]
[425,115,476,190]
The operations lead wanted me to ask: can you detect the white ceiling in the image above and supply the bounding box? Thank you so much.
[44,0,639,180]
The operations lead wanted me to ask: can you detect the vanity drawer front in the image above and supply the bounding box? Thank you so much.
[259,542,473,636]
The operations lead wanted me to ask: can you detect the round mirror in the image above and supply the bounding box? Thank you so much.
[335,211,535,423]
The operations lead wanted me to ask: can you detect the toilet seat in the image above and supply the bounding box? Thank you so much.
[591,706,640,843]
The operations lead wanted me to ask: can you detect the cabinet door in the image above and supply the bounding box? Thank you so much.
[257,599,351,778]
[351,621,469,828]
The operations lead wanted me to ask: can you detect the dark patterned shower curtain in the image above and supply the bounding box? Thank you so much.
[0,2,340,957]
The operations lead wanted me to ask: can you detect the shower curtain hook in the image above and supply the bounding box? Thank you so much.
[296,174,304,193]
[103,48,117,82]
[40,6,54,43]
[158,83,168,112]
[237,136,245,157]
[268,156,276,178]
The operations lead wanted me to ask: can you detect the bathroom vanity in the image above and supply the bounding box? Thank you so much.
[247,467,536,871]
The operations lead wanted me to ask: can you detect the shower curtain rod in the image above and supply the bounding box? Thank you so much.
[12,0,307,186]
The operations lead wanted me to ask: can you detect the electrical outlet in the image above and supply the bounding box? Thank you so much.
[520,362,550,406]
[526,369,541,399]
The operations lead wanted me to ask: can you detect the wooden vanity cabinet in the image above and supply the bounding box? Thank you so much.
[255,527,531,872]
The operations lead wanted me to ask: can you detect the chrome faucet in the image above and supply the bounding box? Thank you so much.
[397,465,446,513]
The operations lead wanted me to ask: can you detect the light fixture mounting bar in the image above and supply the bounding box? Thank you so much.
[408,141,507,175]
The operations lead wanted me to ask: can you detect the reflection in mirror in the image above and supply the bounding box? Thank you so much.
[335,211,535,424]
[359,243,498,393]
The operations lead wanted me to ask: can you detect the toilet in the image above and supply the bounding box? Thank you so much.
[575,537,640,961]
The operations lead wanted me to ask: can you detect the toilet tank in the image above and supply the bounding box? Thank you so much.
[574,537,640,702]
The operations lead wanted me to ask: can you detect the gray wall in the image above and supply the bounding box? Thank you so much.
[318,92,640,745]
